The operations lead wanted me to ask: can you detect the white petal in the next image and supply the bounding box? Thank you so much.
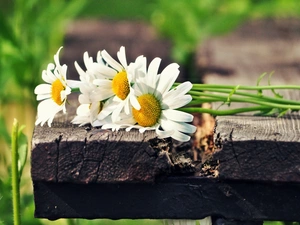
[155,126,174,139]
[163,81,192,100]
[147,57,161,91]
[91,89,114,102]
[78,94,90,104]
[67,80,81,88]
[171,131,191,142]
[34,84,51,94]
[148,57,161,76]
[54,47,63,67]
[93,79,112,87]
[117,46,128,69]
[163,95,192,109]
[101,49,123,72]
[97,101,118,120]
[156,63,180,95]
[161,119,196,134]
[83,51,94,68]
[74,61,86,78]
[111,103,124,122]
[162,109,194,122]
[36,93,51,101]
[42,69,56,84]
[96,64,117,78]
[129,89,141,110]
[35,99,62,126]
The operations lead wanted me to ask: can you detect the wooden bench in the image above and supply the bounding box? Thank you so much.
[31,19,300,224]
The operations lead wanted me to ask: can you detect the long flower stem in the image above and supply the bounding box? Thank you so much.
[180,106,271,116]
[11,119,21,225]
[189,89,300,106]
[191,83,300,91]
[190,92,300,110]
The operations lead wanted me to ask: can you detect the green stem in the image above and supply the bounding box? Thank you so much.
[180,106,270,116]
[11,119,21,225]
[189,92,300,110]
[71,87,80,93]
[191,83,300,91]
[189,89,300,106]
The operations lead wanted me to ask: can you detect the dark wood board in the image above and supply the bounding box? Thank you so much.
[31,125,174,184]
[33,177,300,222]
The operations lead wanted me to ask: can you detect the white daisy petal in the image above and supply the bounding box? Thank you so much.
[156,63,180,94]
[54,47,63,65]
[155,126,174,139]
[163,95,192,109]
[74,61,86,78]
[163,81,193,100]
[96,64,117,78]
[42,70,55,84]
[129,89,141,110]
[36,94,51,101]
[93,79,112,87]
[67,80,81,88]
[101,49,123,72]
[164,119,196,134]
[147,57,161,91]
[162,109,194,122]
[34,84,52,94]
[171,131,191,142]
[97,101,118,120]
[117,46,128,69]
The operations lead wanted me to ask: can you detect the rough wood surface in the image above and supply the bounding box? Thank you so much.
[213,114,300,182]
[31,125,175,183]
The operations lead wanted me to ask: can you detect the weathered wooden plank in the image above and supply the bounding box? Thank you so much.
[212,114,300,182]
[31,126,175,184]
[33,177,300,222]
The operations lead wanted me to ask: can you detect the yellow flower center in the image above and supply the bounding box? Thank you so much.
[112,70,130,100]
[51,79,65,105]
[132,94,161,127]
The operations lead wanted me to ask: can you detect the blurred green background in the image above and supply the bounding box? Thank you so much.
[1,0,300,224]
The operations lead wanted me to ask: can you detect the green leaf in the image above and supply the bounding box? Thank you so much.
[17,125,28,178]
[278,109,289,117]
[227,85,240,106]
[0,10,18,47]
[0,114,11,144]
[256,72,267,96]
[268,71,283,99]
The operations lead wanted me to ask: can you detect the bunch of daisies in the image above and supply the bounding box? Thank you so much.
[34,46,197,142]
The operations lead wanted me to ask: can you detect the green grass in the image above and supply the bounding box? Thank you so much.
[78,0,156,20]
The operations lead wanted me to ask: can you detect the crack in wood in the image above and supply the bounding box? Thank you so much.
[55,134,63,182]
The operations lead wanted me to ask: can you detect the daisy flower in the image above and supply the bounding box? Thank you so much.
[92,46,146,121]
[71,51,112,126]
[34,47,79,127]
[106,58,197,142]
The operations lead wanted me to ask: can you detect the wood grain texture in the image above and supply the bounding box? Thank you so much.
[213,114,300,182]
[31,125,174,183]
